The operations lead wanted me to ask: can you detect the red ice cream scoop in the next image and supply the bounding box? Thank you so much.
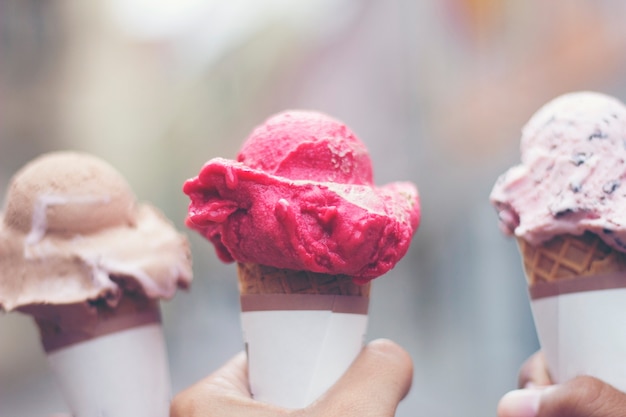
[183,110,420,283]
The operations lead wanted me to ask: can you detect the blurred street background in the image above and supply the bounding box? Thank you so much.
[2,0,626,416]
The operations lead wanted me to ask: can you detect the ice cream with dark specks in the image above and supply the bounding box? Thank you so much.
[491,91,626,250]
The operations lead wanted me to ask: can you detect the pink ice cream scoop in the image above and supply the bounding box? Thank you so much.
[183,110,420,283]
[490,91,626,251]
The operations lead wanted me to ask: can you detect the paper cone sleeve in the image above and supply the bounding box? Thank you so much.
[517,231,626,390]
[236,262,370,408]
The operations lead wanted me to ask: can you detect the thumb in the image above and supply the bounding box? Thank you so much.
[170,352,288,417]
[498,376,626,417]
[309,339,413,417]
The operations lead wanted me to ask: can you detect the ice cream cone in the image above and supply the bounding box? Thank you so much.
[489,92,626,390]
[0,152,192,416]
[183,111,420,408]
[237,263,370,408]
[516,232,626,389]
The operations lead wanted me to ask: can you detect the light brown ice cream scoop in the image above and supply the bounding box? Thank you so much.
[4,151,136,236]
[0,151,192,314]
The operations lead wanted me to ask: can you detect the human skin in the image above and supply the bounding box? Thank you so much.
[170,339,413,417]
[498,351,626,417]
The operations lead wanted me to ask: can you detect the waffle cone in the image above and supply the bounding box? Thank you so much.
[237,263,370,297]
[516,232,626,285]
[27,295,161,353]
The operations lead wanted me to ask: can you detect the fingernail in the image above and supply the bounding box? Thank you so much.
[498,388,543,417]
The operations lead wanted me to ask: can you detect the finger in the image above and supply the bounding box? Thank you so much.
[170,352,288,417]
[518,351,552,388]
[310,339,413,417]
[537,376,626,417]
[498,376,626,417]
[497,387,547,417]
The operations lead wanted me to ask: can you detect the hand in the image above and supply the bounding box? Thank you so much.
[170,339,413,417]
[497,351,626,417]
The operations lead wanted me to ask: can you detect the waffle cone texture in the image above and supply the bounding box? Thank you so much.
[517,232,626,285]
[237,263,370,297]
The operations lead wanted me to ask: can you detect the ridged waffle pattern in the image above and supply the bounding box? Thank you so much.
[237,263,370,297]
[517,232,626,285]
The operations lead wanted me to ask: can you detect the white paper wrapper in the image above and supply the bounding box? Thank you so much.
[46,323,171,417]
[530,283,626,391]
[240,294,368,409]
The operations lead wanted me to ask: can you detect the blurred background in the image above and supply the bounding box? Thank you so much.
[2,0,626,415]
